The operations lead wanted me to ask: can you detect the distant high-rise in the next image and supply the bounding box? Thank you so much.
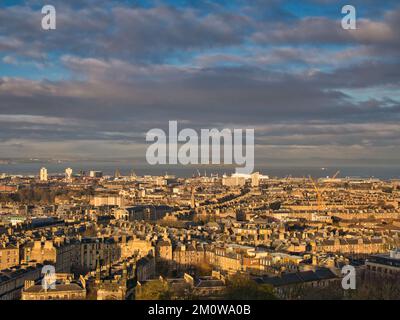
[115,168,121,179]
[190,187,196,208]
[251,172,260,187]
[89,170,103,178]
[65,168,73,181]
[222,176,245,187]
[39,167,48,182]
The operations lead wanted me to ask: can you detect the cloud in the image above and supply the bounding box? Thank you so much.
[0,1,399,166]
[2,55,17,64]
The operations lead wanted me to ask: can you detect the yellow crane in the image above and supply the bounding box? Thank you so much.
[331,170,340,180]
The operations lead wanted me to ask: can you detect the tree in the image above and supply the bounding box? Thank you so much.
[347,272,400,300]
[297,272,400,300]
[225,274,277,300]
[196,261,213,276]
[269,201,281,211]
[298,283,344,300]
[135,279,171,300]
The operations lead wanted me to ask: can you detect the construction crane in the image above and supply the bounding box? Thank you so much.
[331,170,340,180]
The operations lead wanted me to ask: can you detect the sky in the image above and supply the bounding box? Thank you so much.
[0,0,400,169]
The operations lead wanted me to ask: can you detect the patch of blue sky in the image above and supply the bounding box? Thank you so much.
[282,1,337,19]
[341,87,400,105]
[283,0,396,20]
[158,0,241,10]
[0,0,25,8]
[0,54,72,81]
[100,0,240,11]
[1,0,44,10]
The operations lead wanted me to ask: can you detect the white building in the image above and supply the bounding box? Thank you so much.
[65,168,73,181]
[222,176,246,187]
[251,172,260,187]
[89,171,103,178]
[39,167,48,182]
[222,172,269,187]
[91,195,124,207]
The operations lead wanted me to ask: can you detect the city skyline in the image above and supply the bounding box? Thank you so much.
[1,164,400,301]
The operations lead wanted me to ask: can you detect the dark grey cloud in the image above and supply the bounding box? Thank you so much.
[1,63,399,130]
[0,4,251,63]
[252,5,400,67]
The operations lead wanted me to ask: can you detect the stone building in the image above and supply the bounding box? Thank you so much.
[312,237,386,254]
[258,268,339,299]
[0,264,42,300]
[119,236,154,259]
[22,273,86,300]
[365,249,400,276]
[0,244,19,270]
[22,240,78,273]
[173,243,207,272]
[79,238,121,271]
[136,254,155,282]
[90,261,134,300]
[155,238,173,262]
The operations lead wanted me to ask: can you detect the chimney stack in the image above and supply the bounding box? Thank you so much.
[24,280,35,290]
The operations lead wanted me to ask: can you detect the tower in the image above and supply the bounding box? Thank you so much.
[122,262,127,281]
[95,256,101,283]
[251,172,260,187]
[39,167,48,182]
[115,168,121,179]
[65,167,73,182]
[190,187,196,209]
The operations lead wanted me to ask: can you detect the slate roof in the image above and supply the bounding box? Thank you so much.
[259,268,337,287]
